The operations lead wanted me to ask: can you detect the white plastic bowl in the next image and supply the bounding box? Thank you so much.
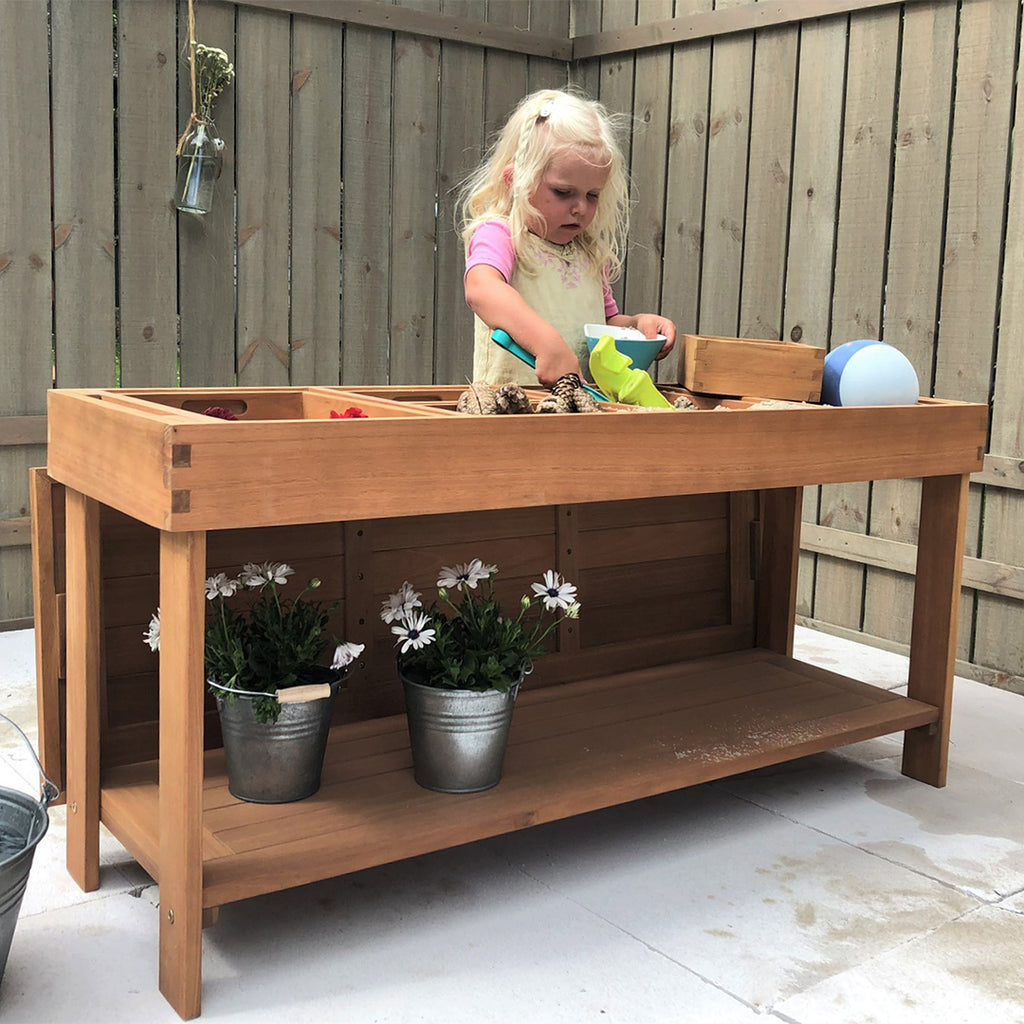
[584,324,666,374]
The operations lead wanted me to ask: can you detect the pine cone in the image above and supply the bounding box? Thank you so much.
[494,383,532,414]
[552,373,582,405]
[456,382,498,415]
[536,395,573,414]
[571,388,600,413]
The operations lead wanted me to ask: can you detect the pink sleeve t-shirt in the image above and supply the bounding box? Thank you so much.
[465,221,619,320]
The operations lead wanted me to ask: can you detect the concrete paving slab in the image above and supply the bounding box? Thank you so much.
[773,903,1024,1024]
[717,749,1024,902]
[489,786,976,1015]
[3,840,765,1024]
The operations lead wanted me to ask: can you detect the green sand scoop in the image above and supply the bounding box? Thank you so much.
[589,335,673,408]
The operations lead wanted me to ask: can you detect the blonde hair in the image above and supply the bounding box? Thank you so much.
[457,89,631,282]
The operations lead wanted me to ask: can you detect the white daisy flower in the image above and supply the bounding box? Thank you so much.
[391,611,436,653]
[437,558,496,591]
[531,570,578,611]
[331,641,365,669]
[380,581,422,623]
[241,561,294,587]
[143,609,161,652]
[205,572,241,600]
[239,562,264,587]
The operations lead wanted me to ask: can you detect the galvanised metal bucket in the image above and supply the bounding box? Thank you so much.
[213,670,344,804]
[400,674,521,793]
[0,713,58,986]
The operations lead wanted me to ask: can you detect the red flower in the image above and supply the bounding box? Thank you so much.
[202,406,238,420]
[330,407,368,419]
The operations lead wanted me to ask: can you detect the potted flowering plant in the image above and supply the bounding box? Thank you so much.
[381,558,580,792]
[144,561,363,803]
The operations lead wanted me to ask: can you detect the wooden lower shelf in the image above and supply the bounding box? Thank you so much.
[100,648,937,909]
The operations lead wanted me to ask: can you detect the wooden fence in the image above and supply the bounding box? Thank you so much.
[1,0,1022,693]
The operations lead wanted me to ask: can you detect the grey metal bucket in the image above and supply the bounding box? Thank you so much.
[0,713,58,986]
[213,669,344,804]
[400,674,521,793]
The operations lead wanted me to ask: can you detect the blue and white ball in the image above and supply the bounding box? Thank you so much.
[821,339,920,407]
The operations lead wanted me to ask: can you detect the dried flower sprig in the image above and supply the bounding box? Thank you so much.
[193,44,234,123]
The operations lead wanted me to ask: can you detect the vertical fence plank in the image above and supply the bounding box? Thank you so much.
[178,0,237,387]
[51,0,117,389]
[864,3,956,648]
[435,0,486,385]
[739,24,797,341]
[290,15,343,385]
[342,24,393,384]
[598,0,637,311]
[236,5,291,386]
[698,0,752,336]
[0,0,51,624]
[813,7,899,633]
[953,0,1022,679]
[527,0,569,94]
[569,0,602,99]
[623,0,673,324]
[661,1,713,345]
[484,0,530,138]
[782,16,846,617]
[389,3,441,384]
[117,0,179,387]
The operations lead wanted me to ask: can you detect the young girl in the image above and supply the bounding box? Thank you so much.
[458,88,676,388]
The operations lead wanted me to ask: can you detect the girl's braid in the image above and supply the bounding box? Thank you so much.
[510,96,549,198]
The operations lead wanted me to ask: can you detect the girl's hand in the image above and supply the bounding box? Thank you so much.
[633,313,678,360]
[535,343,584,388]
[610,312,677,359]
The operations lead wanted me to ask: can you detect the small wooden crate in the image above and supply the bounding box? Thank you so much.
[676,334,824,402]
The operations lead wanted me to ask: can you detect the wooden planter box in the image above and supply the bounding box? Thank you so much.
[676,334,825,402]
[35,385,986,1018]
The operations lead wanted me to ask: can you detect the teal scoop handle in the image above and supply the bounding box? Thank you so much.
[490,329,608,403]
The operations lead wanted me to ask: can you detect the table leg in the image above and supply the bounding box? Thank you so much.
[757,486,803,656]
[158,530,207,1019]
[64,488,101,891]
[902,473,970,787]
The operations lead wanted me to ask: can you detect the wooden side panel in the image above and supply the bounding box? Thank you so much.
[289,15,343,385]
[31,470,65,797]
[41,488,757,772]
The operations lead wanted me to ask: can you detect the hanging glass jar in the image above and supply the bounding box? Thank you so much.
[175,122,224,215]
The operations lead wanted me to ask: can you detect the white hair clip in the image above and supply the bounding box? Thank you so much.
[538,101,554,120]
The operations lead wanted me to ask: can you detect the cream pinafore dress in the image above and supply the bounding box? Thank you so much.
[472,236,607,386]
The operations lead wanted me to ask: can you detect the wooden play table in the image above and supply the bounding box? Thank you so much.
[34,384,986,1018]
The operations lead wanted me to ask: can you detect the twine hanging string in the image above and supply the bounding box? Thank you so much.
[176,0,200,155]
